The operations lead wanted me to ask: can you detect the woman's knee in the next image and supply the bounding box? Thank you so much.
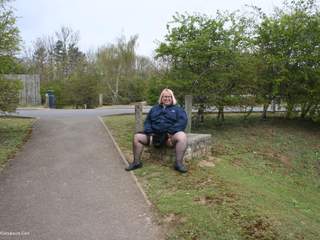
[172,131,187,142]
[134,133,148,145]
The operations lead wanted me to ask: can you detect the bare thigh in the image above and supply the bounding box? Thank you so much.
[166,131,187,147]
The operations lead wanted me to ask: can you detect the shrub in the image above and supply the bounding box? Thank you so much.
[0,77,22,113]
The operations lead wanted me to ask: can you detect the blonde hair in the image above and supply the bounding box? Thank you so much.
[158,88,177,105]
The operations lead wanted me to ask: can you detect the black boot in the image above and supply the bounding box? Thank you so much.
[125,161,143,171]
[174,162,187,173]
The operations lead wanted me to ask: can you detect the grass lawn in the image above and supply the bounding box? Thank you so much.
[0,117,35,170]
[104,113,320,240]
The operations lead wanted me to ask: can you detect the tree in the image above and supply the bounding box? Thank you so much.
[53,26,82,80]
[23,27,88,107]
[0,0,20,73]
[0,0,21,113]
[128,55,155,102]
[156,12,255,120]
[255,0,320,119]
[32,38,48,81]
[96,35,140,104]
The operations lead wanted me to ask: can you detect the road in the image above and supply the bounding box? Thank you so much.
[0,107,163,240]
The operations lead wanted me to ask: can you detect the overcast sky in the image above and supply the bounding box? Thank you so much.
[15,0,283,57]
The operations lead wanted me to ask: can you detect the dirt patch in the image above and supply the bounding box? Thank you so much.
[316,160,320,176]
[231,158,243,167]
[161,213,188,240]
[194,177,215,189]
[163,213,187,224]
[194,195,224,205]
[198,160,215,168]
[194,192,237,206]
[278,154,292,168]
[241,216,279,240]
[265,128,276,138]
[212,143,227,155]
[261,149,292,169]
[312,144,320,149]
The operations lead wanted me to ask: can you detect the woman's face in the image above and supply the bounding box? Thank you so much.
[161,91,173,106]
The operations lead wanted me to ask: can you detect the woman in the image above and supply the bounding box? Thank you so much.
[126,88,188,173]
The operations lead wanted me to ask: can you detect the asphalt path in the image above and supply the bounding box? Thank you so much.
[0,107,163,240]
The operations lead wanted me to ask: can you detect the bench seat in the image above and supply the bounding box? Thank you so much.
[143,133,212,162]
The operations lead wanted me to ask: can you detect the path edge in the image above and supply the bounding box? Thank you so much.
[98,116,152,206]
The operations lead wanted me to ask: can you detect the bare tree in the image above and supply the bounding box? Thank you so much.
[96,35,138,104]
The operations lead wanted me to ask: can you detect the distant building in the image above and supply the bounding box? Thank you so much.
[4,74,41,105]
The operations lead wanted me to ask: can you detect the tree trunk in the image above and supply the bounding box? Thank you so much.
[300,102,312,119]
[244,106,253,120]
[286,103,294,119]
[197,104,204,123]
[217,106,224,121]
[261,104,269,120]
[308,104,318,119]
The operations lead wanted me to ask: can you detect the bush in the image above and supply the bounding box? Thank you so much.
[40,80,65,108]
[0,77,22,113]
[66,73,100,108]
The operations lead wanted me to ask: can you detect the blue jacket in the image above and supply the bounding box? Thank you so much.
[144,104,188,134]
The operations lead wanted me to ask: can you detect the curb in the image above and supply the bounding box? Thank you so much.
[16,108,47,110]
[98,116,152,206]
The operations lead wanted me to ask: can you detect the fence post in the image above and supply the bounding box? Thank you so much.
[135,102,144,133]
[99,94,103,106]
[185,95,192,133]
[271,99,276,113]
[45,93,49,108]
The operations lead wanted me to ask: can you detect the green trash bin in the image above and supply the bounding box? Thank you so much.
[46,90,56,108]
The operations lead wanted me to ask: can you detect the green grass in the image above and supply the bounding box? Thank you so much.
[104,113,320,240]
[0,117,35,170]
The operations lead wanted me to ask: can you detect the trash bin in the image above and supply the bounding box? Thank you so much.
[46,90,56,108]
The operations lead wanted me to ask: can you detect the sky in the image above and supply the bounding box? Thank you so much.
[14,0,284,58]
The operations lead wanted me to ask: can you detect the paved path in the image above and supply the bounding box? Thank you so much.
[0,109,163,240]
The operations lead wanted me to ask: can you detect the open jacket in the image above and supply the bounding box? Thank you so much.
[144,104,188,134]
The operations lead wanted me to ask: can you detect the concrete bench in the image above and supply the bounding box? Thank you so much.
[143,133,212,162]
[134,101,212,162]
